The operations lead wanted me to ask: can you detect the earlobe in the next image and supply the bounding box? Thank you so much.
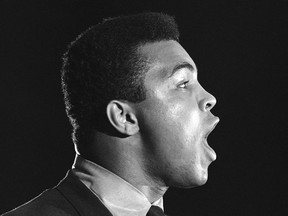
[106,100,139,136]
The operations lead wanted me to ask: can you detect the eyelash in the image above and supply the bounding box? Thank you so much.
[178,80,189,88]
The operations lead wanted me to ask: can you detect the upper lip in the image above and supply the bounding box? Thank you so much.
[205,117,220,139]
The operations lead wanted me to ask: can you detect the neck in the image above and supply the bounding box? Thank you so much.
[139,185,168,203]
[81,132,168,203]
[111,164,169,203]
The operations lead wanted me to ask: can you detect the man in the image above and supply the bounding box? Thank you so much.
[2,12,219,216]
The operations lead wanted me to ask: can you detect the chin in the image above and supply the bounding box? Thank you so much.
[169,171,209,189]
[187,177,208,188]
[194,175,208,186]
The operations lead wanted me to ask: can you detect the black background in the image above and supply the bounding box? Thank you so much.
[1,0,287,215]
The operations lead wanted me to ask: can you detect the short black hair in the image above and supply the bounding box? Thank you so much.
[61,12,180,147]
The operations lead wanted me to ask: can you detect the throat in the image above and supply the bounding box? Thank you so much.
[138,185,168,203]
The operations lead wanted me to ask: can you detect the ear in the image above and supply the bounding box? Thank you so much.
[106,100,139,136]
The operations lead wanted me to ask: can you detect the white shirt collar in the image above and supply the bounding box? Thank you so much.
[72,154,164,216]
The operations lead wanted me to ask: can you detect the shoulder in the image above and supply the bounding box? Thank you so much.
[1,171,113,216]
[1,188,77,216]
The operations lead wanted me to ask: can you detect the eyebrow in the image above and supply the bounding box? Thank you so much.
[168,62,197,78]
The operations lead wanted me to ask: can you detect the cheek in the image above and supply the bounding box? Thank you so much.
[137,99,182,150]
[137,95,202,157]
[161,103,202,157]
[165,107,203,172]
[168,99,202,145]
[184,110,203,155]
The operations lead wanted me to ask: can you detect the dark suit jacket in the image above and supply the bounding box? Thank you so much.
[2,171,113,216]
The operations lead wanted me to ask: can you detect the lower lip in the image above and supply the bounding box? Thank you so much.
[203,140,217,161]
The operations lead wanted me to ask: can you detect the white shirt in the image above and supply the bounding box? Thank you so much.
[72,154,164,216]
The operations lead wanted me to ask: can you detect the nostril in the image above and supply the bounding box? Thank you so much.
[199,93,216,112]
[204,98,216,111]
[206,102,212,111]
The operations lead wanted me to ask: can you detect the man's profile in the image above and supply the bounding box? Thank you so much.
[2,12,219,216]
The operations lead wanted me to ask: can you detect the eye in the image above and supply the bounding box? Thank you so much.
[178,80,189,88]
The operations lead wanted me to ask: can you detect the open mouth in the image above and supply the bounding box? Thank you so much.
[203,117,219,161]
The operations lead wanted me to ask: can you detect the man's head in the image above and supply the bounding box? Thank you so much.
[61,12,179,146]
[62,12,219,189]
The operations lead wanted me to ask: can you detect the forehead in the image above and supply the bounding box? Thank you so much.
[139,40,197,78]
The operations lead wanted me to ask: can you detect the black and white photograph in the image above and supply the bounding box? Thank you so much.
[1,0,287,215]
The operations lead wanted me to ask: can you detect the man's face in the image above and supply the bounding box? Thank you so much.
[135,40,219,188]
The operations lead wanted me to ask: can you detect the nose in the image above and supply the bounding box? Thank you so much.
[199,88,217,112]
